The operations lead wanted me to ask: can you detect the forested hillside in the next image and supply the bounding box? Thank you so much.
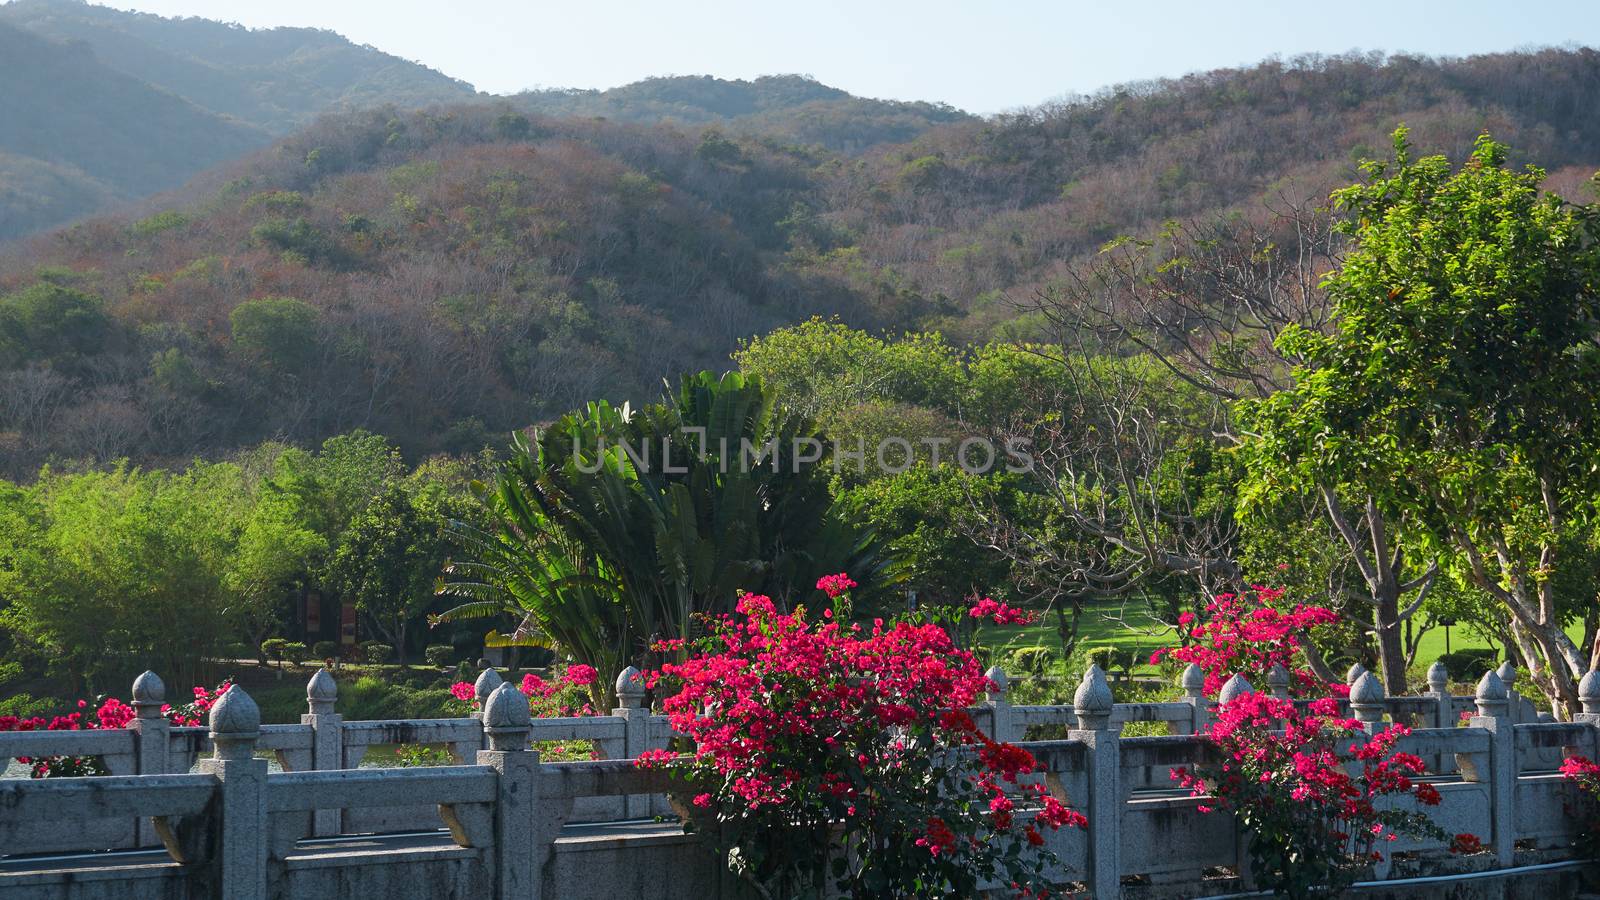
[512,74,973,153]
[0,20,269,239]
[2,48,1598,478]
[0,0,478,134]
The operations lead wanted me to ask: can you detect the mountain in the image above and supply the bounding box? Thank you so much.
[0,19,269,240]
[512,75,973,153]
[1,48,1597,476]
[0,0,479,134]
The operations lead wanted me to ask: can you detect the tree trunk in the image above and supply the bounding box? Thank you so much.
[1372,584,1408,694]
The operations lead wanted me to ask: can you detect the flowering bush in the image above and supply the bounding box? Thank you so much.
[640,579,1084,899]
[0,678,230,777]
[968,597,1038,626]
[445,664,602,762]
[1150,585,1337,696]
[1173,692,1448,898]
[1560,755,1600,857]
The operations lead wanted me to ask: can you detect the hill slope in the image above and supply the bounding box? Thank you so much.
[0,0,479,134]
[1,49,1597,476]
[0,19,269,240]
[513,74,973,153]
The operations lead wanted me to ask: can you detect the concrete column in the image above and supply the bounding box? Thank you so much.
[130,671,170,846]
[197,687,269,900]
[478,682,541,900]
[1349,671,1387,732]
[984,665,1015,742]
[612,666,650,818]
[1576,671,1600,757]
[1468,670,1516,867]
[1180,663,1209,734]
[301,669,344,835]
[1426,660,1452,729]
[1071,665,1120,897]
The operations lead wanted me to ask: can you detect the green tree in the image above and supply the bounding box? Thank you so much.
[439,371,889,703]
[325,483,454,667]
[0,281,111,369]
[229,296,320,376]
[1239,130,1600,714]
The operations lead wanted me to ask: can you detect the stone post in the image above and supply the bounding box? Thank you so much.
[1427,660,1452,729]
[1266,664,1291,702]
[302,669,343,835]
[1216,673,1255,889]
[131,670,171,847]
[613,666,651,818]
[1217,673,1253,708]
[1180,663,1209,734]
[1468,671,1515,866]
[478,682,542,900]
[1349,671,1387,732]
[1496,661,1520,723]
[985,665,1015,742]
[472,667,504,725]
[197,687,269,900]
[1578,670,1600,720]
[1070,665,1119,897]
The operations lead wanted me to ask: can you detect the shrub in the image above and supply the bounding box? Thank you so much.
[261,638,289,666]
[1437,650,1497,682]
[361,642,394,665]
[1174,692,1449,898]
[641,583,1084,898]
[312,641,339,661]
[424,644,455,669]
[1150,585,1337,696]
[1560,756,1600,857]
[281,642,309,668]
[393,744,455,767]
[1007,645,1055,676]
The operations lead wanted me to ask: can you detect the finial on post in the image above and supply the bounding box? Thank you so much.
[208,686,260,761]
[132,671,165,719]
[1580,670,1600,716]
[473,667,504,715]
[1266,664,1291,700]
[1349,671,1387,731]
[483,683,531,751]
[1346,662,1367,685]
[1073,664,1113,730]
[1474,670,1509,719]
[615,666,646,709]
[985,665,1008,702]
[1218,673,1254,706]
[1180,662,1205,698]
[1426,660,1450,694]
[306,668,338,716]
[1495,661,1517,692]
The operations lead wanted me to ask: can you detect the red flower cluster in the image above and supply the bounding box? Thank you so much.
[815,572,858,599]
[0,680,229,778]
[1151,586,1337,696]
[968,597,1038,626]
[1173,691,1448,890]
[640,589,1081,896]
[446,664,600,718]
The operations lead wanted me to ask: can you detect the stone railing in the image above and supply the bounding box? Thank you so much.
[2,660,1598,900]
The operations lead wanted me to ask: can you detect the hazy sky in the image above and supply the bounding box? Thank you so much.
[92,0,1600,113]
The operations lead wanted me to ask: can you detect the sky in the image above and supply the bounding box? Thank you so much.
[88,0,1600,114]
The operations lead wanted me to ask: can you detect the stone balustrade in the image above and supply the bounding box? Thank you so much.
[1,659,1597,899]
